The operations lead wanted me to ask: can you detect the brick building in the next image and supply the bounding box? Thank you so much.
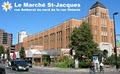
[15,42,23,52]
[23,1,115,56]
[0,29,12,51]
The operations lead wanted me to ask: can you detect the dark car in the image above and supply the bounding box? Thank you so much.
[25,60,32,68]
[0,67,6,74]
[11,60,29,71]
[0,60,5,64]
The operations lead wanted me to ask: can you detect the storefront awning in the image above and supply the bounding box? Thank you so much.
[39,50,61,56]
[26,49,61,58]
[26,50,38,58]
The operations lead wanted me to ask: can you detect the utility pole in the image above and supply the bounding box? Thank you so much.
[113,12,118,69]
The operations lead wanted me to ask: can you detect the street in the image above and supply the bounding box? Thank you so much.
[5,66,120,74]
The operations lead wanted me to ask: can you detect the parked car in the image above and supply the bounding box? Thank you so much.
[11,60,29,71]
[0,60,5,64]
[0,67,6,74]
[25,60,32,68]
[0,60,3,63]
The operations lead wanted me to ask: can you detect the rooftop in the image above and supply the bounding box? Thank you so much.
[90,1,106,9]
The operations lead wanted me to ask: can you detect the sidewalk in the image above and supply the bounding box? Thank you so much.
[33,66,89,72]
[33,66,120,72]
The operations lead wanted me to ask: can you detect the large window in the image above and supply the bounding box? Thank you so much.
[57,31,62,43]
[39,37,43,45]
[44,35,48,45]
[102,36,108,42]
[66,28,70,42]
[50,33,55,44]
[56,31,62,50]
[3,33,7,44]
[101,14,108,42]
[34,38,38,45]
[95,25,97,41]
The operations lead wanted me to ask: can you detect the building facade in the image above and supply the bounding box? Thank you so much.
[15,31,28,52]
[0,29,12,51]
[18,30,28,43]
[15,42,23,52]
[11,45,15,53]
[23,1,115,56]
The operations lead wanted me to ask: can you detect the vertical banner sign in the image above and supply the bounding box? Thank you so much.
[116,34,120,48]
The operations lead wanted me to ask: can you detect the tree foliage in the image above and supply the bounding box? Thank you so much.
[19,47,25,59]
[105,54,115,65]
[69,22,101,60]
[56,56,73,68]
[6,48,10,60]
[0,46,4,56]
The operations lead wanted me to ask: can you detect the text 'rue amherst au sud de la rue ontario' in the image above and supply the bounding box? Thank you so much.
[14,2,81,12]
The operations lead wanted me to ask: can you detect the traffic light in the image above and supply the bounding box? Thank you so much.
[114,47,116,53]
[70,49,72,55]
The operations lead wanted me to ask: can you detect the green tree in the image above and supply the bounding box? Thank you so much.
[69,22,101,60]
[105,54,115,65]
[6,48,10,60]
[19,47,25,59]
[0,46,4,58]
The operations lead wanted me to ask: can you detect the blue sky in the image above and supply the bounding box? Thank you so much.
[0,0,120,45]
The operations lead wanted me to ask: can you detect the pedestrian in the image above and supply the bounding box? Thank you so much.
[95,62,99,71]
[90,60,95,71]
[6,59,9,68]
[100,62,104,67]
[99,62,104,71]
[75,58,78,68]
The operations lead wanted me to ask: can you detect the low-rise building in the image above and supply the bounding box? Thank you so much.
[23,1,115,57]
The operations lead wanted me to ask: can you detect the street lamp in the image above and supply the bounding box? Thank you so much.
[113,12,118,69]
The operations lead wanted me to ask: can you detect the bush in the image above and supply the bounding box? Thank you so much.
[117,55,120,68]
[118,61,120,68]
[79,60,90,68]
[104,54,115,65]
[56,56,73,68]
[43,55,51,66]
[56,61,71,68]
[104,54,120,67]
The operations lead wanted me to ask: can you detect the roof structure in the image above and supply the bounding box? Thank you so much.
[90,1,106,9]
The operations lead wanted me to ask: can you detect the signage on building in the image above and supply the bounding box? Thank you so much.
[61,48,70,55]
[50,56,54,58]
